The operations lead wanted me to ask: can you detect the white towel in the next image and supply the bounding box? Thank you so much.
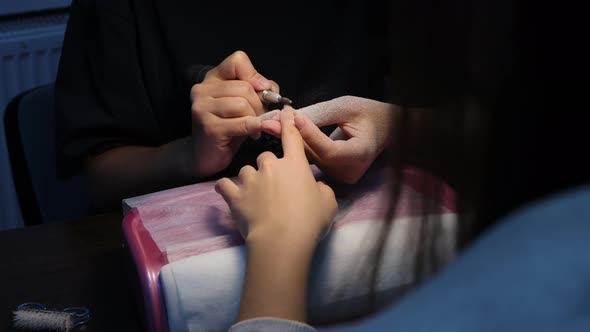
[160,213,457,332]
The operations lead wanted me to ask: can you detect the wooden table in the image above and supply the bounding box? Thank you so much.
[0,213,143,331]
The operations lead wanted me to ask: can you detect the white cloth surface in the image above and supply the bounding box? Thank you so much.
[160,213,457,332]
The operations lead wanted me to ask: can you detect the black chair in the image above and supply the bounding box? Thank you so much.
[4,83,90,226]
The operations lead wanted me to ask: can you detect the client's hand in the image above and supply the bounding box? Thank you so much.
[216,109,337,322]
[215,108,338,247]
[261,96,400,184]
[189,50,280,177]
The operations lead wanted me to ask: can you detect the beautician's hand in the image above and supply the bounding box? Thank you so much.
[261,96,400,184]
[215,107,338,246]
[189,50,280,177]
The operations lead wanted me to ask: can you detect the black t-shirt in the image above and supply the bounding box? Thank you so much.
[55,0,387,178]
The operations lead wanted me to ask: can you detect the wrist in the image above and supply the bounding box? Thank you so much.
[245,226,321,255]
[164,136,200,183]
[247,235,316,264]
[239,230,315,322]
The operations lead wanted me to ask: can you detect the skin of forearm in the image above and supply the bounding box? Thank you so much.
[237,233,317,323]
[84,136,199,212]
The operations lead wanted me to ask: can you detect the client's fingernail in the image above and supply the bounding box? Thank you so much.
[294,115,305,129]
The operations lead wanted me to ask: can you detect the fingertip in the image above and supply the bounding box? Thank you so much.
[214,178,228,194]
[216,177,241,203]
[280,106,296,123]
[269,80,280,93]
[254,76,272,91]
[280,107,306,159]
[294,114,305,129]
[288,112,334,158]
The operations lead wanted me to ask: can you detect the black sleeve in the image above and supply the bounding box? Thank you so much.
[54,0,212,178]
[55,0,152,178]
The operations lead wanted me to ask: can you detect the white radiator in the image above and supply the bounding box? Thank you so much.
[0,12,68,230]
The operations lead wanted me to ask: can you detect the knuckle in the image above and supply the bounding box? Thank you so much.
[229,50,249,66]
[239,120,250,135]
[322,149,336,161]
[191,103,204,123]
[231,50,248,61]
[238,166,246,176]
[234,98,251,113]
[326,187,337,201]
[256,152,274,166]
[238,165,253,177]
[339,95,354,104]
[216,178,229,190]
[192,104,210,123]
[191,102,203,114]
[263,159,277,170]
[236,81,254,95]
[190,84,204,100]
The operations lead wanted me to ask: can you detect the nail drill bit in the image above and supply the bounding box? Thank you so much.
[258,90,292,105]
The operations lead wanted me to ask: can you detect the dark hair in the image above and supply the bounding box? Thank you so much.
[369,0,589,309]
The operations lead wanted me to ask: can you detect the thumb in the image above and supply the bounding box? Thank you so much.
[221,116,262,137]
[294,113,336,159]
[268,80,281,94]
[210,51,273,91]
